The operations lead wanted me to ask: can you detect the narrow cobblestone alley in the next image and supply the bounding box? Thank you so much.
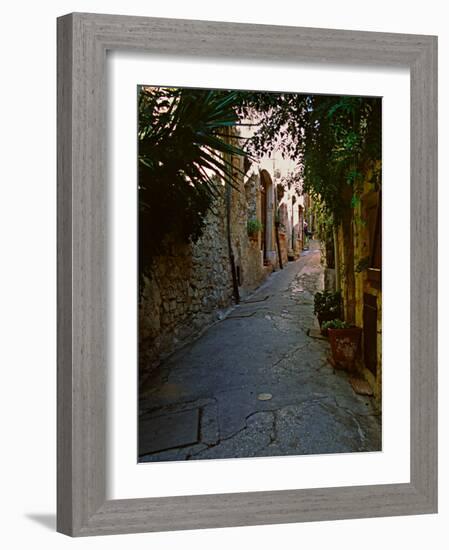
[139,241,381,462]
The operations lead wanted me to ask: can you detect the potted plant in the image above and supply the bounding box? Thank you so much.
[247,218,263,240]
[313,290,342,331]
[322,319,362,371]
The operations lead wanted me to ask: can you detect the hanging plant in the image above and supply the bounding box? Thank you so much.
[247,218,263,237]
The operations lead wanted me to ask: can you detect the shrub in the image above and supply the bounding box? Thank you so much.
[247,218,263,236]
[313,290,342,320]
[322,318,350,331]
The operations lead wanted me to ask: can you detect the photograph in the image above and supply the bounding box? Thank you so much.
[137,86,382,462]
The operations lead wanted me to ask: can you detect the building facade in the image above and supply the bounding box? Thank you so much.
[323,162,382,398]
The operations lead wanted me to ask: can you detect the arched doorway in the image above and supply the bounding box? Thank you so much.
[259,170,273,263]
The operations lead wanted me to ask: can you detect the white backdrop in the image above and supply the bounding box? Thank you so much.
[109,54,410,499]
[0,1,445,548]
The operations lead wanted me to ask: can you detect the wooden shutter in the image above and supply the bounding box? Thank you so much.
[364,191,381,287]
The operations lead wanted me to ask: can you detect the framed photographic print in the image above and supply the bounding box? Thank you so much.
[57,12,437,536]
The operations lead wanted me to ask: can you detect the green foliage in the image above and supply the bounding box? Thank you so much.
[351,194,361,209]
[355,256,371,273]
[237,93,381,220]
[310,200,334,241]
[247,218,263,236]
[322,318,350,330]
[138,86,250,281]
[278,169,302,193]
[313,290,342,318]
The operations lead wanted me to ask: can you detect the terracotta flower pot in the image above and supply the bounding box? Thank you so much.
[328,327,362,370]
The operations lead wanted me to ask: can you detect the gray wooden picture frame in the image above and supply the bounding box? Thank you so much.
[57,12,438,537]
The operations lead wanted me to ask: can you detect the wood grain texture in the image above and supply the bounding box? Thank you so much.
[57,12,438,536]
[57,13,74,536]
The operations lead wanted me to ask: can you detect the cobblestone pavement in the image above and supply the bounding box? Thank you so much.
[139,241,381,462]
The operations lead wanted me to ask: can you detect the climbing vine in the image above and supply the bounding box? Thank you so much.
[237,93,382,220]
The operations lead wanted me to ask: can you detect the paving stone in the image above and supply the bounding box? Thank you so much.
[349,377,374,396]
[257,393,273,401]
[139,408,199,456]
[199,401,220,445]
[308,328,328,340]
[193,411,275,460]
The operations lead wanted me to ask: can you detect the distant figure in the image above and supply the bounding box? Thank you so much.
[303,221,310,250]
[305,221,314,239]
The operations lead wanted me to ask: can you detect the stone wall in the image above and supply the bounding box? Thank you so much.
[231,161,271,293]
[139,190,233,374]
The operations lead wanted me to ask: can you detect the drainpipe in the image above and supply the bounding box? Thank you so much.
[226,178,240,304]
[224,129,240,304]
[333,225,341,291]
[275,218,283,269]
